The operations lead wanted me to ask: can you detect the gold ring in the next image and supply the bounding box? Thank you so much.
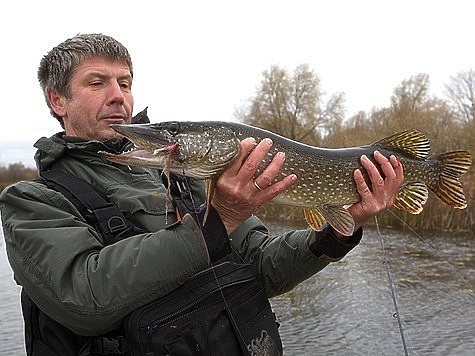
[253,180,263,191]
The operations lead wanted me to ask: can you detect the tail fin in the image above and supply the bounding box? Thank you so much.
[427,150,472,209]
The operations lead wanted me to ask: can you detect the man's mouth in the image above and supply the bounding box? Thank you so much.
[102,116,127,124]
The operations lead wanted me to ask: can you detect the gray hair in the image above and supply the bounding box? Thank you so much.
[38,33,133,125]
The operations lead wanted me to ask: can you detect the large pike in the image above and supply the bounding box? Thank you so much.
[101,121,472,235]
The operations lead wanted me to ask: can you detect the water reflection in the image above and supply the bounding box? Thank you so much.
[268,223,475,355]
[0,241,25,355]
[1,225,474,355]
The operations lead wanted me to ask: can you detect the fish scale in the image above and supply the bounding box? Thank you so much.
[101,121,472,236]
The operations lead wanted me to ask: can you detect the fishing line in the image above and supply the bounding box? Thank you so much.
[181,175,250,352]
[387,209,474,299]
[374,216,409,356]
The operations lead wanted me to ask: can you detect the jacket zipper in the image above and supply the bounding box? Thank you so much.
[146,276,256,335]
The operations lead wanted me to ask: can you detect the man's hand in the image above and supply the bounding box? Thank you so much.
[348,150,404,232]
[212,138,297,234]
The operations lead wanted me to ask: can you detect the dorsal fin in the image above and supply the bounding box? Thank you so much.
[374,129,430,159]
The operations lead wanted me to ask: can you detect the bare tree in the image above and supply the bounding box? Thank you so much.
[390,74,430,120]
[444,69,475,125]
[235,64,345,145]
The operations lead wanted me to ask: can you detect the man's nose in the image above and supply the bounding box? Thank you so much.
[107,81,126,105]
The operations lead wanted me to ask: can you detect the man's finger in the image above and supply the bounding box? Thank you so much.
[239,138,273,182]
[360,154,384,190]
[221,137,256,177]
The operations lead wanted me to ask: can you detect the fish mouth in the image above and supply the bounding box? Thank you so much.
[103,121,242,179]
[109,123,173,148]
[112,145,176,159]
[101,124,179,166]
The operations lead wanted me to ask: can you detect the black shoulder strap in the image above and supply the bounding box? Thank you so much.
[162,173,202,217]
[37,170,146,246]
[22,171,145,355]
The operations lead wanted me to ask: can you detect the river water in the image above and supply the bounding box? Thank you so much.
[1,224,474,355]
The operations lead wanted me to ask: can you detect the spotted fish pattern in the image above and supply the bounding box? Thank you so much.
[101,122,472,235]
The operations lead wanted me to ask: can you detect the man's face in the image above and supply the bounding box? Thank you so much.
[53,56,134,141]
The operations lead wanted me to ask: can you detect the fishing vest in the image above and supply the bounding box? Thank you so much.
[22,170,283,355]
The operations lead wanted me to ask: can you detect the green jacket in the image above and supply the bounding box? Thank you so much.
[0,132,361,336]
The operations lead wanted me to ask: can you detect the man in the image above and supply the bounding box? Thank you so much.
[0,33,403,355]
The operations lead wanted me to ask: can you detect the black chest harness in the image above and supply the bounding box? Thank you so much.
[22,170,282,356]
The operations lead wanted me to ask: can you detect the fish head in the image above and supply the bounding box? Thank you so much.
[101,122,241,179]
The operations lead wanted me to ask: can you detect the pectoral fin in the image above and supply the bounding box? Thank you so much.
[322,205,355,236]
[203,178,218,223]
[304,205,355,236]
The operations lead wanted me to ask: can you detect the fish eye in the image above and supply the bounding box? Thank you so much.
[167,122,181,135]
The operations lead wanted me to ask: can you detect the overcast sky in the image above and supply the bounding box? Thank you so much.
[1,0,473,167]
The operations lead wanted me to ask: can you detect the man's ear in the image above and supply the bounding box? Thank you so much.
[47,90,67,117]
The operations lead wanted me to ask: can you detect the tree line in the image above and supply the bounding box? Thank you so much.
[236,65,474,231]
[0,163,37,191]
[0,66,473,231]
